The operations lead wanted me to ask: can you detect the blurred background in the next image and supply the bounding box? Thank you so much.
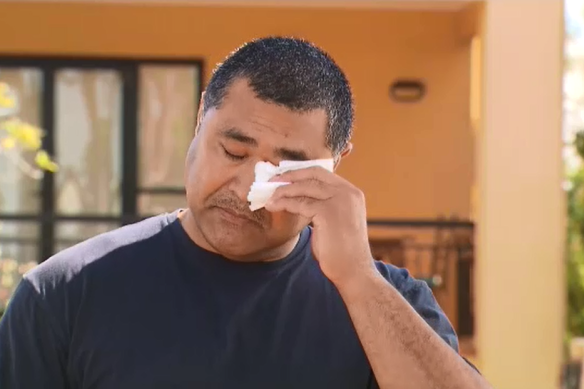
[0,0,571,388]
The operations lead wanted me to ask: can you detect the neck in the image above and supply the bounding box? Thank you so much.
[178,209,300,262]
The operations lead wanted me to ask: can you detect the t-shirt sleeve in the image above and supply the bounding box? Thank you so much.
[375,262,459,351]
[0,279,70,389]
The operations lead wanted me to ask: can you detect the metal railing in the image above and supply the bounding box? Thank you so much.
[367,217,475,337]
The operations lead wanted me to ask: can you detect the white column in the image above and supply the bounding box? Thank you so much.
[475,1,565,388]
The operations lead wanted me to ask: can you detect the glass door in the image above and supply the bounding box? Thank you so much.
[53,68,123,252]
[0,57,202,310]
[0,67,43,311]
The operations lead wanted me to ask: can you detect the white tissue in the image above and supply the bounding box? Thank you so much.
[247,159,335,211]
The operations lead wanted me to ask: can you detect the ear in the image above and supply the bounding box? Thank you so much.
[333,142,353,171]
[194,91,205,136]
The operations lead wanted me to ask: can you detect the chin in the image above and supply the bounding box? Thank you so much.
[198,218,265,259]
[210,235,269,261]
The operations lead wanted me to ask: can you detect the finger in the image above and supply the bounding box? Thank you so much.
[270,166,339,184]
[270,180,334,202]
[265,196,320,219]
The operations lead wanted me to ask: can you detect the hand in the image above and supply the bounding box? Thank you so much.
[265,167,377,287]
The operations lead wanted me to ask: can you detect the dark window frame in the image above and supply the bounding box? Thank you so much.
[0,55,204,261]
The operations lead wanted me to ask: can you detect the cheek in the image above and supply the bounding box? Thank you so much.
[186,149,230,202]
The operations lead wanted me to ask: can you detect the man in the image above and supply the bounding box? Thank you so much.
[0,37,490,389]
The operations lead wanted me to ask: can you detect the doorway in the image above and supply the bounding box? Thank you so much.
[0,56,203,309]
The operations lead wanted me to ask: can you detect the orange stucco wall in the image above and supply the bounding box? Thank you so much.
[0,2,473,220]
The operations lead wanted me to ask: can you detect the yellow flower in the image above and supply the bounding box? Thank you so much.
[0,82,16,110]
[35,150,58,172]
[0,137,16,149]
[2,119,43,150]
[0,83,59,174]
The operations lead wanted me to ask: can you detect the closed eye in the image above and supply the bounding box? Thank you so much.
[221,145,246,161]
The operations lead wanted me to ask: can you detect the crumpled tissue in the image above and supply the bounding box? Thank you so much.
[247,159,334,211]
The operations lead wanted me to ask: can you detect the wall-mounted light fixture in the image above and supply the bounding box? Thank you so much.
[389,79,426,103]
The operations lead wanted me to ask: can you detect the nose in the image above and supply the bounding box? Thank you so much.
[227,162,256,204]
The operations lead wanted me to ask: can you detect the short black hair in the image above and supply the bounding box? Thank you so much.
[203,36,354,156]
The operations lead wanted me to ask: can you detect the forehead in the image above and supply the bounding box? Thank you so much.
[205,79,330,158]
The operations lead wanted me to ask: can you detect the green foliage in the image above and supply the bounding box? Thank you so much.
[567,131,584,339]
[567,233,584,338]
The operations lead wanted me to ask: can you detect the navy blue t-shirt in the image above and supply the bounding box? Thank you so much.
[0,211,460,389]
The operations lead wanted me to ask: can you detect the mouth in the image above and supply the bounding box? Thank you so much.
[215,206,259,226]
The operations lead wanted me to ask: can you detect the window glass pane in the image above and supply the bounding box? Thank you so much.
[55,221,119,253]
[139,65,199,188]
[0,221,38,310]
[138,193,186,216]
[0,68,43,214]
[55,69,122,215]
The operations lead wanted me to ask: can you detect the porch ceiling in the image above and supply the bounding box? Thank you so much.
[0,0,474,11]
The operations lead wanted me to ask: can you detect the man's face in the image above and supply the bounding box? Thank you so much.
[184,79,334,260]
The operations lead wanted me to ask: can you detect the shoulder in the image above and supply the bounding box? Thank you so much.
[374,261,432,302]
[374,261,459,352]
[19,213,175,324]
[10,213,176,341]
[24,213,173,290]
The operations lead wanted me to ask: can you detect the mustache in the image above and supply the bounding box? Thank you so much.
[208,192,267,224]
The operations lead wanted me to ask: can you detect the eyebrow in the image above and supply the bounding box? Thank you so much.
[221,127,257,146]
[220,127,310,161]
[275,148,309,161]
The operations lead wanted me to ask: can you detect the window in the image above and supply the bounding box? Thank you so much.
[137,65,199,215]
[0,57,203,278]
